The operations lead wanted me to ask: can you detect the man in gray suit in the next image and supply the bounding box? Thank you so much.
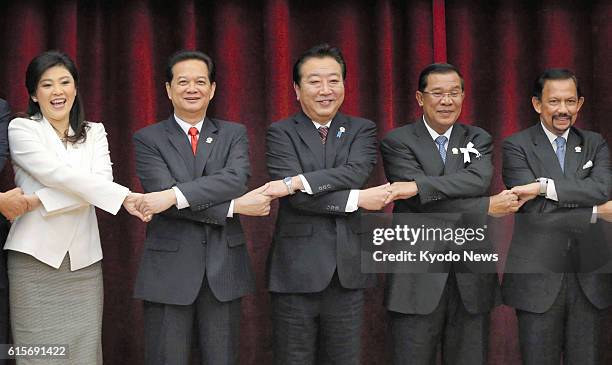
[381,63,520,364]
[133,51,272,365]
[264,44,390,365]
[503,68,612,365]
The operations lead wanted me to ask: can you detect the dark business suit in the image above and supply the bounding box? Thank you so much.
[0,99,10,364]
[381,119,500,365]
[266,111,377,364]
[502,123,612,365]
[133,116,255,365]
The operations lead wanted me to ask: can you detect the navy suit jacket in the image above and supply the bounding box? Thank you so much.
[381,119,500,315]
[266,111,378,293]
[133,116,255,304]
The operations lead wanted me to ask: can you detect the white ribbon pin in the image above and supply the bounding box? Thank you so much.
[459,142,481,163]
[206,137,213,144]
[582,160,593,169]
[336,126,346,138]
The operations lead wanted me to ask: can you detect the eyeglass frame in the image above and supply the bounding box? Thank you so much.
[420,90,464,100]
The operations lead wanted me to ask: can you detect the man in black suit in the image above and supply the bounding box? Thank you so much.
[502,68,612,365]
[133,51,273,365]
[380,63,519,365]
[0,98,27,365]
[264,44,390,365]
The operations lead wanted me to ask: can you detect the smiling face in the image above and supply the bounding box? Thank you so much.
[166,59,216,124]
[294,56,345,124]
[532,78,584,136]
[32,65,76,126]
[416,71,464,134]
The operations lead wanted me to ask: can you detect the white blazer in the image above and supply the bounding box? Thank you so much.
[4,117,129,270]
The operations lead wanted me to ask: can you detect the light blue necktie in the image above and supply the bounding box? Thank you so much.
[435,135,448,164]
[555,137,566,172]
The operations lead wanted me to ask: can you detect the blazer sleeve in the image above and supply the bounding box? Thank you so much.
[34,123,119,216]
[266,122,373,215]
[554,135,610,205]
[381,129,493,207]
[299,121,378,195]
[0,100,10,172]
[9,118,129,214]
[134,124,249,225]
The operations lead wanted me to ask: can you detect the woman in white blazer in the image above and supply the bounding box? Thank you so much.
[5,51,147,364]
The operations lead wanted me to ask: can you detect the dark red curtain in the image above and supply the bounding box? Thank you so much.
[0,1,610,364]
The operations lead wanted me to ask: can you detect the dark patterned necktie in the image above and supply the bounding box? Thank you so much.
[318,126,329,144]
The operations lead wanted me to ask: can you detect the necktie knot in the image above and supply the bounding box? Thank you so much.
[318,126,329,144]
[188,127,199,155]
[555,136,566,148]
[435,136,448,164]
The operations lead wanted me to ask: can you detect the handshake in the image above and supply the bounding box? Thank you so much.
[347,181,612,219]
[114,179,612,223]
[0,187,42,221]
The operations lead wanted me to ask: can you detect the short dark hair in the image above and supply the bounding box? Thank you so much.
[292,43,346,85]
[418,63,464,92]
[25,50,87,144]
[533,68,581,99]
[166,50,215,83]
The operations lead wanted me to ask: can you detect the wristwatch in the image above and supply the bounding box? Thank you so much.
[283,176,295,195]
[535,178,548,196]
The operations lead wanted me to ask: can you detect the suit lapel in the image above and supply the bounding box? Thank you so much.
[194,117,218,177]
[529,124,564,180]
[324,113,349,168]
[414,119,445,175]
[293,111,325,169]
[564,127,583,176]
[166,117,195,173]
[444,124,467,174]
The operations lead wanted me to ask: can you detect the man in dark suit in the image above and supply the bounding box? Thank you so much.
[264,44,390,365]
[133,51,272,365]
[502,68,612,365]
[0,98,26,365]
[380,63,519,365]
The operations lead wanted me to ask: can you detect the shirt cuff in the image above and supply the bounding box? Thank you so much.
[545,178,558,201]
[591,205,598,224]
[345,189,360,212]
[172,186,190,209]
[298,174,313,195]
[228,199,235,218]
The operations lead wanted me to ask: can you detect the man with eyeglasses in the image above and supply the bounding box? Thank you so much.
[380,63,518,364]
[501,68,612,364]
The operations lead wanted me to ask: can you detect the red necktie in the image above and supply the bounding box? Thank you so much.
[318,126,329,144]
[188,127,199,155]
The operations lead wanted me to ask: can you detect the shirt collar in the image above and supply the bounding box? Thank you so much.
[311,120,332,129]
[540,121,570,146]
[174,113,204,135]
[422,115,453,142]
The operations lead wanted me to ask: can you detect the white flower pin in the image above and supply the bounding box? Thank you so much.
[459,142,481,163]
[574,146,581,153]
[336,126,346,138]
[451,147,459,155]
[206,137,213,144]
[582,160,593,169]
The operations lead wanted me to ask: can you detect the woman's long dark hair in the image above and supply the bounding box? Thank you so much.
[25,50,88,143]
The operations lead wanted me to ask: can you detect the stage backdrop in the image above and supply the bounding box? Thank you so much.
[0,0,610,364]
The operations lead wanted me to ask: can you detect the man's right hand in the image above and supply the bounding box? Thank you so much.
[358,183,391,211]
[488,190,521,217]
[0,187,29,221]
[234,183,273,216]
[597,201,612,223]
